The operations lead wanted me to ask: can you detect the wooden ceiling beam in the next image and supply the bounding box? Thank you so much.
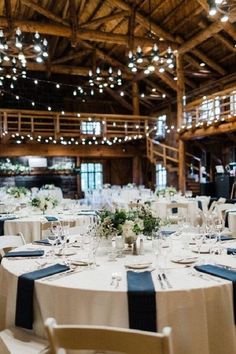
[0,18,171,48]
[79,11,128,28]
[178,21,226,55]
[23,62,133,80]
[172,5,203,33]
[19,0,69,27]
[191,47,226,75]
[198,19,236,53]
[153,71,177,92]
[180,119,236,140]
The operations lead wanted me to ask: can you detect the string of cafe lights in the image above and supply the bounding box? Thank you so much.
[1,83,230,140]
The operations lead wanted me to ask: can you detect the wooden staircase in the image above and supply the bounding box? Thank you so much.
[146,137,201,194]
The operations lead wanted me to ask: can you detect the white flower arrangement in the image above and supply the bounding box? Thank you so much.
[31,195,59,212]
[156,186,177,198]
[6,186,31,199]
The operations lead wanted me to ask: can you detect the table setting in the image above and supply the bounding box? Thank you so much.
[1,219,236,354]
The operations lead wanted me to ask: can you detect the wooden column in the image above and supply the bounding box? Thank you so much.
[76,156,82,198]
[176,52,186,193]
[132,81,140,116]
[132,155,142,185]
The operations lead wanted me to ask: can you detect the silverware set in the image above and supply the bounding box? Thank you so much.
[157,273,172,289]
[110,272,122,288]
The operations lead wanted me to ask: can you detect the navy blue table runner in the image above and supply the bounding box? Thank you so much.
[127,270,157,332]
[15,263,69,329]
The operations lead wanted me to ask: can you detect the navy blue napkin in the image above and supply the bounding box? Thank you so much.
[44,216,58,221]
[227,248,236,255]
[225,210,236,228]
[161,230,175,237]
[15,263,69,329]
[33,239,50,245]
[195,264,236,322]
[197,200,203,210]
[127,271,157,332]
[171,201,177,214]
[0,216,17,235]
[205,234,234,241]
[5,250,44,258]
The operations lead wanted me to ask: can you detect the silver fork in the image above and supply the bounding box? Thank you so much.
[162,273,172,288]
[157,274,165,289]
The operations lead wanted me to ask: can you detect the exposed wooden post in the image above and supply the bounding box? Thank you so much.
[132,81,140,116]
[132,155,142,185]
[176,52,186,193]
[76,157,81,199]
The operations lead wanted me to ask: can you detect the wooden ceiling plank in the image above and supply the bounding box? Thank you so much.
[52,51,89,65]
[20,0,69,27]
[173,6,203,33]
[106,0,176,42]
[79,10,128,28]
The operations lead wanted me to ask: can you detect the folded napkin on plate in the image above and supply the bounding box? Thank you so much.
[227,248,236,255]
[197,200,203,210]
[127,270,157,332]
[0,216,17,236]
[4,250,44,258]
[33,239,50,245]
[44,216,58,221]
[15,263,69,329]
[161,230,175,236]
[205,234,234,241]
[194,264,236,323]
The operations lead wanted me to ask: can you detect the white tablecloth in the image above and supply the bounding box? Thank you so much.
[1,239,236,354]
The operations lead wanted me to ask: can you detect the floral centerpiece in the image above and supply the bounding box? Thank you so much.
[156,186,177,198]
[97,204,163,245]
[6,186,31,199]
[31,195,59,213]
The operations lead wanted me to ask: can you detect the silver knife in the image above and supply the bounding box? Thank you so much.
[162,273,172,288]
[157,274,165,289]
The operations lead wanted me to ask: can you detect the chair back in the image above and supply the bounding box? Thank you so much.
[215,203,236,221]
[0,233,26,257]
[45,318,174,354]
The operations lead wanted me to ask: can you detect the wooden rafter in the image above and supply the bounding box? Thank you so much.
[178,20,234,55]
[0,18,171,48]
[69,0,78,47]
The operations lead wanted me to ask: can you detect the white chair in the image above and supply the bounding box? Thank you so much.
[209,197,226,213]
[45,317,174,354]
[166,203,188,223]
[0,327,49,354]
[0,233,26,258]
[215,203,236,222]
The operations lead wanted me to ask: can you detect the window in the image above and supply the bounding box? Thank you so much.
[81,163,103,191]
[230,92,236,115]
[81,121,101,135]
[156,163,167,189]
[199,98,220,120]
[155,115,166,138]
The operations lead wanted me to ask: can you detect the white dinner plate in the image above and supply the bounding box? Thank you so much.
[171,256,198,264]
[55,248,77,256]
[125,262,152,270]
[191,245,210,254]
[71,260,90,266]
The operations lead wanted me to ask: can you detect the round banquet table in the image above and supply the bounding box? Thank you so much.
[3,212,92,243]
[0,238,236,354]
